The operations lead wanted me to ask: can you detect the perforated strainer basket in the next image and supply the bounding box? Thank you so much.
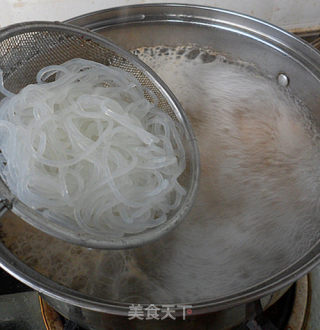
[0,21,199,249]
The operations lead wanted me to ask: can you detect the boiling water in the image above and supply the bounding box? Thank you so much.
[1,46,320,304]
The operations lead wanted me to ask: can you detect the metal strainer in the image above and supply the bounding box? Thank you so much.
[0,21,199,249]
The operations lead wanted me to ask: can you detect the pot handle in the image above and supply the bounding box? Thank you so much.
[0,198,12,218]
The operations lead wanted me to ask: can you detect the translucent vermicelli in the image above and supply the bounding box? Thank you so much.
[0,59,186,236]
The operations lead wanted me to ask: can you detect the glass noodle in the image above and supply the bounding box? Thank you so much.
[0,59,186,236]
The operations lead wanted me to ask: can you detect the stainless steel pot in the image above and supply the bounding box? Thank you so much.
[1,4,320,329]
